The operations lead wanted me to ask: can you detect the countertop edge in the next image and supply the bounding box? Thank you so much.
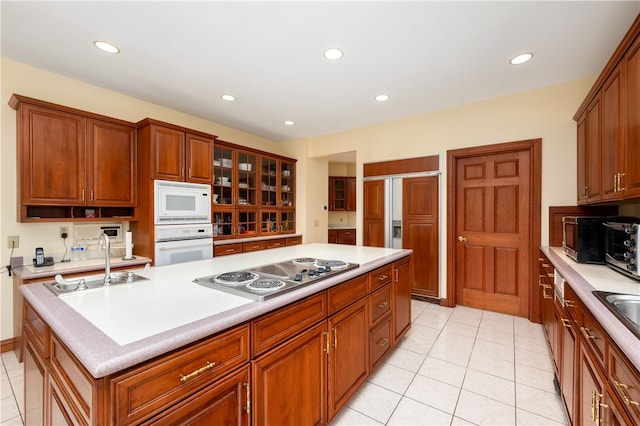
[541,246,640,372]
[13,257,152,280]
[214,234,302,246]
[21,248,412,378]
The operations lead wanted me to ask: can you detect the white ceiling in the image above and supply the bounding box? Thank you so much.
[2,1,639,142]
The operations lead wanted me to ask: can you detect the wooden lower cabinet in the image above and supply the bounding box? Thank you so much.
[143,366,250,426]
[392,256,411,342]
[560,310,577,425]
[23,256,412,425]
[252,322,328,426]
[327,299,369,419]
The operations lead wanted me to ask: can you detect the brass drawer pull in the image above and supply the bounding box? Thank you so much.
[614,380,640,406]
[378,301,389,309]
[561,318,572,328]
[564,299,576,308]
[332,327,338,348]
[378,274,389,281]
[225,248,235,253]
[377,338,389,347]
[243,382,251,413]
[323,331,330,354]
[580,327,596,340]
[179,361,215,383]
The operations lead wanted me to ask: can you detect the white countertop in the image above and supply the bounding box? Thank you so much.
[542,247,640,371]
[21,243,411,378]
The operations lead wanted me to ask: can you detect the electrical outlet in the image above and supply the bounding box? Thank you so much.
[7,236,19,249]
[60,227,69,238]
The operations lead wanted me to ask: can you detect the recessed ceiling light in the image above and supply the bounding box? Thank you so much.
[375,94,390,102]
[510,52,533,65]
[221,94,236,101]
[323,48,343,60]
[93,40,120,54]
[284,120,295,126]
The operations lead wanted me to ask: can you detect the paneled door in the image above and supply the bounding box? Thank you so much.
[450,140,541,317]
[363,180,385,247]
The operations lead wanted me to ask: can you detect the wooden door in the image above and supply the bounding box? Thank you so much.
[252,322,327,426]
[403,176,439,298]
[601,64,624,201]
[452,145,536,316]
[20,104,86,205]
[327,299,368,420]
[87,119,137,206]
[150,125,185,181]
[363,180,385,247]
[393,256,411,342]
[185,133,213,184]
[624,36,640,198]
[561,314,577,425]
[329,177,346,211]
[585,97,602,203]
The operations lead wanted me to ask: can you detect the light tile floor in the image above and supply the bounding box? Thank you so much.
[0,301,568,426]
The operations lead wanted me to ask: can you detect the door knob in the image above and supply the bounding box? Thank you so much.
[458,236,467,242]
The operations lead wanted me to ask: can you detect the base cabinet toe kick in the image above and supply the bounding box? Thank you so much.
[22,255,412,425]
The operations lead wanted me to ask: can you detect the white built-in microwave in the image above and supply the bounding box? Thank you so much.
[154,180,211,224]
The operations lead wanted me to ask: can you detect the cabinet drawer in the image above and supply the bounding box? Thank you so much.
[49,334,94,424]
[369,264,393,292]
[369,284,392,327]
[111,324,250,425]
[266,239,285,249]
[327,274,368,315]
[252,293,327,356]
[580,307,606,365]
[369,314,392,370]
[286,236,302,246]
[215,243,243,256]
[243,241,266,252]
[607,340,640,424]
[24,302,49,357]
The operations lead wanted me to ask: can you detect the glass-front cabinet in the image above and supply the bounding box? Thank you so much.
[212,142,296,240]
[213,146,233,207]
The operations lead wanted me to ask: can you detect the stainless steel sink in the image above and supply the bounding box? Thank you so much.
[593,291,640,339]
[44,271,149,296]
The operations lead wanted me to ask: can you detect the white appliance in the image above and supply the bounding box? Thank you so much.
[154,224,213,266]
[154,180,211,224]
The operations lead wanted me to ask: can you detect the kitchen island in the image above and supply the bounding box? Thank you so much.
[21,243,412,425]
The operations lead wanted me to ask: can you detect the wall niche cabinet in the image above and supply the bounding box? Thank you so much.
[10,94,138,222]
[575,14,640,204]
[329,176,356,211]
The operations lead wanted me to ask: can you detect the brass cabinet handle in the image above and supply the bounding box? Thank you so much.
[580,327,596,340]
[584,186,589,198]
[564,299,576,308]
[90,190,94,201]
[378,301,389,309]
[323,331,330,354]
[179,361,215,383]
[378,275,389,281]
[619,172,626,191]
[561,318,572,328]
[82,189,85,202]
[377,338,389,347]
[458,235,468,242]
[332,327,338,348]
[225,248,235,253]
[615,174,619,193]
[614,380,640,406]
[591,390,596,422]
[243,382,251,413]
[539,283,552,300]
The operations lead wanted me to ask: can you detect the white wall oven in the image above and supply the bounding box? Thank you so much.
[153,180,213,266]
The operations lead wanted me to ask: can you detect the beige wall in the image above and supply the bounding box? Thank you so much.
[288,77,597,302]
[1,56,597,341]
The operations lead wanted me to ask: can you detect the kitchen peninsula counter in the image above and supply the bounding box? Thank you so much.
[21,243,411,378]
[541,246,640,371]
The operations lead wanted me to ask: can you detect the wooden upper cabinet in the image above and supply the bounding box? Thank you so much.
[186,133,214,183]
[140,120,214,184]
[329,177,356,211]
[87,119,137,206]
[19,103,86,205]
[624,35,640,198]
[575,14,640,203]
[601,64,625,201]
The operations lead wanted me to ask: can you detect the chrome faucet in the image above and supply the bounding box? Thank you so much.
[98,232,111,285]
